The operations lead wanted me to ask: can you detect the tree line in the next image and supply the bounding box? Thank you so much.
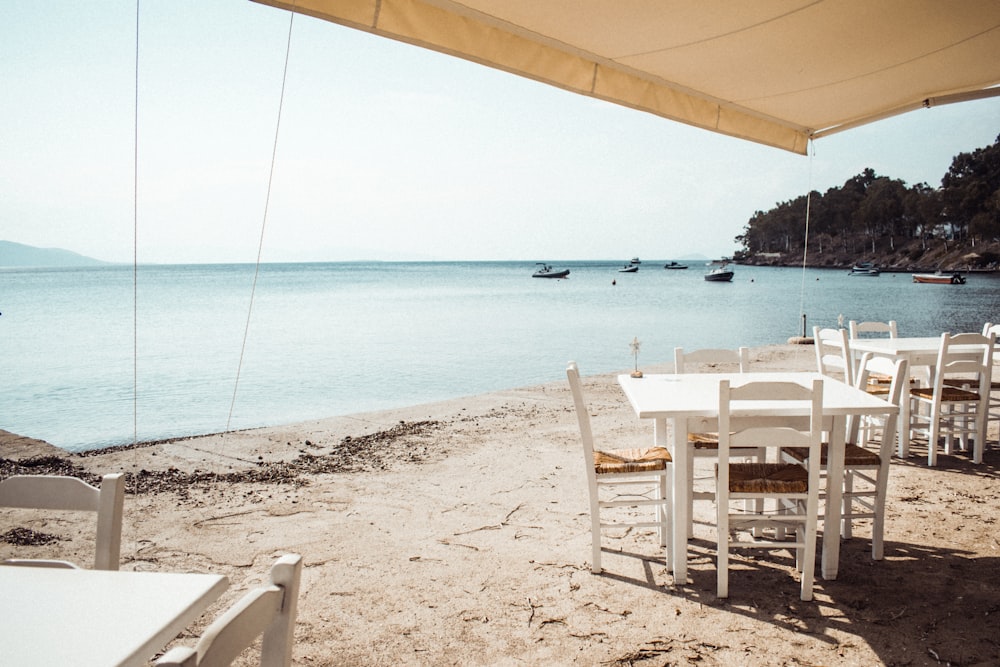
[734,134,1000,260]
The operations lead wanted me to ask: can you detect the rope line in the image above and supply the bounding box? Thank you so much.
[225,11,296,433]
[132,0,141,446]
[798,139,815,338]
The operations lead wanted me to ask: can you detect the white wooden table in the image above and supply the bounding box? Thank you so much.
[618,371,896,583]
[0,565,229,667]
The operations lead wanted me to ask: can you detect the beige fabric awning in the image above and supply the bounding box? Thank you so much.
[251,0,1000,155]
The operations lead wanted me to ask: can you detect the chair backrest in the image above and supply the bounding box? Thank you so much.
[0,473,125,570]
[813,326,854,386]
[566,362,598,484]
[983,323,1000,366]
[932,332,996,392]
[156,554,303,667]
[674,347,749,374]
[717,379,824,489]
[849,320,898,339]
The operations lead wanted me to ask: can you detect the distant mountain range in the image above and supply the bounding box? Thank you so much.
[0,241,109,267]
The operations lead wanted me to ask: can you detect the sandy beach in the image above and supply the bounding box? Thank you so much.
[2,344,999,666]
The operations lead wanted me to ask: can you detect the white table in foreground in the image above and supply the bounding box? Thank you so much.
[617,371,896,584]
[0,565,229,667]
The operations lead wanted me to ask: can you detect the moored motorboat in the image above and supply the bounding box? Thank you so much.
[704,263,734,282]
[664,261,688,270]
[912,271,966,285]
[532,263,570,278]
[629,257,641,265]
[618,263,639,273]
[849,262,880,276]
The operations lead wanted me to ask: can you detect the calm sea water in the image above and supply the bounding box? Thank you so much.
[3,261,999,451]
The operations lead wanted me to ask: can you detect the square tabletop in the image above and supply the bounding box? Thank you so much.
[619,371,896,420]
[0,565,229,667]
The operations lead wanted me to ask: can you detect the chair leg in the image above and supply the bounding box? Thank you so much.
[659,476,668,548]
[928,402,941,466]
[590,496,602,574]
[662,475,673,566]
[872,467,889,560]
[974,403,987,464]
[842,472,855,540]
[686,452,696,539]
[716,499,729,598]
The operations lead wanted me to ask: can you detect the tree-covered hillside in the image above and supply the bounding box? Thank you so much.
[735,135,1000,271]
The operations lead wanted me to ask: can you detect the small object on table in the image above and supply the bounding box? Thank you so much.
[630,336,643,378]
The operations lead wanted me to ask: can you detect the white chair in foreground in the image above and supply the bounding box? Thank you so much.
[0,473,125,570]
[716,379,823,601]
[814,326,854,386]
[910,331,995,465]
[156,554,303,667]
[566,361,671,574]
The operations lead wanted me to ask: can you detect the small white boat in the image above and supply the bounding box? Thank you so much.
[532,263,570,278]
[629,257,641,265]
[704,263,734,282]
[618,263,639,273]
[912,271,966,285]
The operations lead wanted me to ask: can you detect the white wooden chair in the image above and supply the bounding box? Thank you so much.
[910,332,995,465]
[673,347,763,534]
[716,379,823,601]
[981,323,1000,449]
[156,554,303,667]
[566,362,671,574]
[943,323,1000,451]
[814,326,854,386]
[848,320,899,383]
[0,473,125,570]
[783,354,907,560]
[848,320,898,339]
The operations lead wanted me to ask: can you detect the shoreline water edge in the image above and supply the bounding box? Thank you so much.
[5,261,1000,452]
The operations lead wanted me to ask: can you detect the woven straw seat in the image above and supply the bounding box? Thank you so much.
[727,462,808,493]
[594,447,670,474]
[864,382,891,396]
[783,443,881,467]
[688,432,720,448]
[911,385,979,402]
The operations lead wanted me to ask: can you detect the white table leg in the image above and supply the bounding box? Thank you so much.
[822,415,845,580]
[659,416,688,583]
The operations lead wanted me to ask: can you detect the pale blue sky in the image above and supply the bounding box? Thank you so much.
[3,1,998,264]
